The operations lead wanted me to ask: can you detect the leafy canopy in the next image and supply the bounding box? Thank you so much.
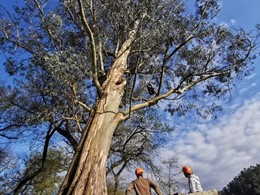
[0,0,259,193]
[222,164,260,195]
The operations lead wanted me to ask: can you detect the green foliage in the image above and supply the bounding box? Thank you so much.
[0,149,21,194]
[222,164,260,195]
[107,181,125,195]
[0,0,259,192]
[0,0,258,143]
[18,148,70,194]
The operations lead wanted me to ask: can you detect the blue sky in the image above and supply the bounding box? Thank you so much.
[1,0,260,192]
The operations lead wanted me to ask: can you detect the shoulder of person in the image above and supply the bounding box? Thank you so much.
[145,178,155,183]
[190,174,200,181]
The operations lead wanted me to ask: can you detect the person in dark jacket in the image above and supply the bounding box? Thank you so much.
[125,167,162,195]
[182,165,203,193]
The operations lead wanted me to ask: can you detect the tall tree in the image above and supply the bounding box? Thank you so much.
[158,156,180,195]
[0,0,259,194]
[222,164,260,195]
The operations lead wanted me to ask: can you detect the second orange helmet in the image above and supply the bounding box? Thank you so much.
[182,165,192,174]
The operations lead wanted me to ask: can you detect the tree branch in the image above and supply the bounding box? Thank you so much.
[121,60,250,119]
[13,124,56,195]
[55,126,78,151]
[0,133,17,139]
[33,0,62,50]
[77,0,102,96]
[157,7,208,96]
[128,58,144,117]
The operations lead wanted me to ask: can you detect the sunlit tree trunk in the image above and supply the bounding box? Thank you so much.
[58,27,135,193]
[59,112,121,194]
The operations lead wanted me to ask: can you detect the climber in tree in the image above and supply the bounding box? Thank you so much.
[182,165,203,193]
[125,167,162,195]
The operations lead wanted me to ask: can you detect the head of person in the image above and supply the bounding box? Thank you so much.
[182,165,192,178]
[135,167,143,177]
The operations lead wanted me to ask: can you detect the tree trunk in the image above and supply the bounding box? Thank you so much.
[58,20,139,194]
[59,51,130,195]
[65,115,119,194]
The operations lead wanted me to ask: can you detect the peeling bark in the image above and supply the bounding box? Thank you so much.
[58,18,139,195]
[59,51,130,195]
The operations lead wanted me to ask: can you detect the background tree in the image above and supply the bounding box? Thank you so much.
[222,164,260,195]
[107,182,124,195]
[0,149,22,194]
[107,109,171,194]
[16,148,70,194]
[158,156,180,195]
[0,0,259,194]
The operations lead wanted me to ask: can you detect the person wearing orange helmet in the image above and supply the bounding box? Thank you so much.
[182,165,203,193]
[125,167,162,195]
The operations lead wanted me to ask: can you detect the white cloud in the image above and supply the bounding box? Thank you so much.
[161,93,260,191]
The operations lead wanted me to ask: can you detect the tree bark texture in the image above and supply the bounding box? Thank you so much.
[58,19,138,194]
[59,47,130,195]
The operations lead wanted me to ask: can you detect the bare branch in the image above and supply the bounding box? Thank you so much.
[77,0,102,95]
[55,126,78,151]
[0,133,17,139]
[99,41,105,74]
[74,100,91,112]
[0,124,23,132]
[129,58,145,117]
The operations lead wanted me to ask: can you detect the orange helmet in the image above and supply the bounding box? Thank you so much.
[182,166,192,175]
[135,167,144,175]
